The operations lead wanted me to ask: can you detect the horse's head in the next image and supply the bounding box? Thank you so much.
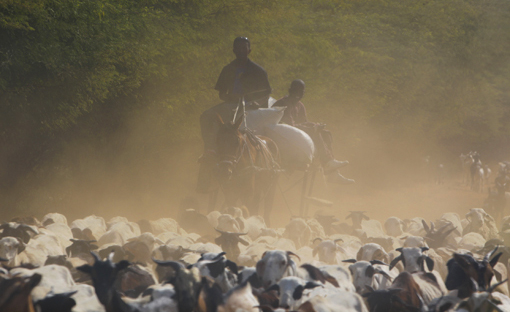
[216,114,244,182]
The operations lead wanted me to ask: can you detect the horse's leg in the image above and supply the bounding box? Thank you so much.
[249,176,261,217]
[222,182,241,210]
[300,170,310,217]
[207,189,218,212]
[263,173,279,227]
[304,170,317,217]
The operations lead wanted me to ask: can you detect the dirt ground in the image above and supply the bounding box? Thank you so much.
[265,171,488,228]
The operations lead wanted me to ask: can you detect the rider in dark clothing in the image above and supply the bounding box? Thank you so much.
[273,80,355,184]
[197,37,271,193]
[215,56,271,106]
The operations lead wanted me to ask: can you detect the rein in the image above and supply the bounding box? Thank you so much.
[218,130,279,178]
[218,136,250,172]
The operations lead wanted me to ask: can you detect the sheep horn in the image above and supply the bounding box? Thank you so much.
[342,259,357,263]
[484,246,499,263]
[215,228,228,234]
[152,259,185,271]
[213,252,227,260]
[389,255,402,271]
[312,238,323,244]
[488,279,508,293]
[90,251,101,263]
[370,260,388,266]
[287,251,301,262]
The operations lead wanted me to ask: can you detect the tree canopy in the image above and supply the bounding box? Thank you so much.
[1,0,509,216]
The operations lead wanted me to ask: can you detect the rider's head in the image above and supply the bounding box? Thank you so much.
[233,37,251,61]
[289,79,305,101]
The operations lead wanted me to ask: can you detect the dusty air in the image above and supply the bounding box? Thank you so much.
[1,1,510,311]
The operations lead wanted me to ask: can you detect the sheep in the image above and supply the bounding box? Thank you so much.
[384,217,405,237]
[463,208,499,240]
[312,238,347,265]
[283,218,312,250]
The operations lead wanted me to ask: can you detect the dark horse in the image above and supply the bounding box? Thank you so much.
[213,114,280,225]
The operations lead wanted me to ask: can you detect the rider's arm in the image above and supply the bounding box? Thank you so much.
[215,65,236,102]
[219,90,229,101]
[296,102,308,124]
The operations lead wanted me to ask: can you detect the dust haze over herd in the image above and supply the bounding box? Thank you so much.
[0,0,509,226]
[3,1,510,312]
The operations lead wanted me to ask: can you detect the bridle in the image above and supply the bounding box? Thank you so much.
[217,130,255,178]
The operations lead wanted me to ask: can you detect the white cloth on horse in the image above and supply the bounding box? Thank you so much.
[240,106,285,133]
[263,124,315,167]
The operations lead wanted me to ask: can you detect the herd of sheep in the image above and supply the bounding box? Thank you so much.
[1,205,510,311]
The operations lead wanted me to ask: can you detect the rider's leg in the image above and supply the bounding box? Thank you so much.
[318,129,349,172]
[297,124,348,172]
[197,102,241,193]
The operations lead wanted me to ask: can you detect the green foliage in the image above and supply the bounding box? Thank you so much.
[0,0,510,208]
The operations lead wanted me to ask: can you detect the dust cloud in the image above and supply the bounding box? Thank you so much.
[0,98,499,228]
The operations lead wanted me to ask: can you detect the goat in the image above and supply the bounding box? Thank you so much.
[214,229,249,261]
[0,222,38,244]
[152,259,202,312]
[346,211,370,230]
[362,271,422,312]
[256,250,300,288]
[390,247,435,273]
[463,208,499,240]
[312,238,346,264]
[471,154,484,192]
[76,252,133,312]
[193,252,238,293]
[456,279,510,311]
[0,273,42,312]
[421,220,457,249]
[266,276,321,309]
[343,259,394,294]
[445,247,502,298]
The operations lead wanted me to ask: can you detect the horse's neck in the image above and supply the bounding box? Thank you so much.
[239,137,256,166]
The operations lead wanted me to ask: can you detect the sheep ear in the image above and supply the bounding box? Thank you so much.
[304,281,322,289]
[116,260,131,272]
[375,269,393,281]
[370,260,388,266]
[365,265,375,278]
[266,284,280,294]
[293,285,305,300]
[342,259,357,264]
[76,264,92,274]
[490,252,503,268]
[225,260,238,275]
[422,220,430,234]
[425,257,434,271]
[389,256,402,271]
